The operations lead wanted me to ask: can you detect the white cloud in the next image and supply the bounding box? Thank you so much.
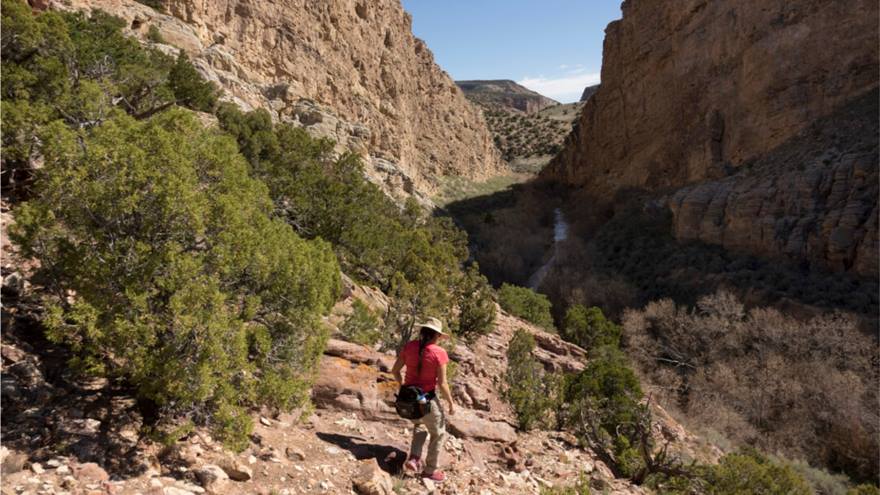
[517,72,601,103]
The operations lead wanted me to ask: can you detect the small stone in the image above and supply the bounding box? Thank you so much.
[75,463,109,483]
[259,416,272,426]
[218,457,252,481]
[30,463,44,474]
[285,446,306,461]
[150,478,163,488]
[56,465,70,475]
[324,446,341,455]
[247,455,257,465]
[423,477,436,492]
[45,459,61,468]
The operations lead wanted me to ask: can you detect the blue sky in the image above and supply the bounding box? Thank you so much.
[401,1,622,103]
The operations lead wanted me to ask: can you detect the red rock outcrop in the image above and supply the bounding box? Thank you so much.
[543,0,878,275]
[50,0,504,200]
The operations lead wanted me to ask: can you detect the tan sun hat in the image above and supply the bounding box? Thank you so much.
[417,317,447,337]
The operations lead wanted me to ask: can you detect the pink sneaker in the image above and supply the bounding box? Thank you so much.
[404,457,423,473]
[422,470,446,482]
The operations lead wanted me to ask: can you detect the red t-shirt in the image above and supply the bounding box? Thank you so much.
[400,340,449,392]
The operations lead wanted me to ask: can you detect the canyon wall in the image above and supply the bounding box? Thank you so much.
[49,0,503,200]
[544,0,878,276]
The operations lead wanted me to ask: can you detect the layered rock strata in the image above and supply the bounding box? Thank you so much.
[48,0,504,200]
[456,80,559,114]
[544,0,878,276]
[669,91,878,276]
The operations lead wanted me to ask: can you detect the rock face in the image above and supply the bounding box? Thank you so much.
[50,0,504,199]
[579,84,598,102]
[543,0,878,275]
[456,80,559,114]
[668,91,878,276]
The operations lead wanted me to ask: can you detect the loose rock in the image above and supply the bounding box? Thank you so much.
[351,458,393,495]
[218,456,253,481]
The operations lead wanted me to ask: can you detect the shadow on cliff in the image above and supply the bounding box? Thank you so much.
[442,91,879,327]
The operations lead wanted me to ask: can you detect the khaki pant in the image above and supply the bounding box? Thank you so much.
[409,400,447,472]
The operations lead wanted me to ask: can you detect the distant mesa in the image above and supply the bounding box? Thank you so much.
[456,79,559,114]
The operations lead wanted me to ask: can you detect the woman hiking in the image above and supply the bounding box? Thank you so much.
[391,317,456,483]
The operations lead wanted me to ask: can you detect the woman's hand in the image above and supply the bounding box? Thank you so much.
[447,402,456,416]
[391,354,405,384]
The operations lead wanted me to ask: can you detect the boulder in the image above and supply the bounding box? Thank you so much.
[352,458,393,495]
[447,410,516,443]
[217,456,252,481]
[285,446,306,462]
[311,356,399,422]
[195,464,229,491]
[464,382,491,411]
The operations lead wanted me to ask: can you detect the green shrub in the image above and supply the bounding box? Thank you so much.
[562,346,646,478]
[453,262,496,342]
[561,304,620,350]
[2,1,216,197]
[849,485,880,495]
[540,472,591,495]
[10,110,339,449]
[505,329,562,430]
[147,25,165,44]
[783,456,853,495]
[711,450,813,494]
[648,450,812,495]
[498,283,554,329]
[341,300,382,346]
[217,104,477,348]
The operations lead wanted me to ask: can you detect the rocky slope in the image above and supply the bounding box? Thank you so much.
[456,81,581,166]
[456,80,559,114]
[542,0,878,276]
[44,0,503,202]
[0,250,719,494]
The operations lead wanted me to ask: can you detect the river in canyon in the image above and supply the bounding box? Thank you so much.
[527,208,569,290]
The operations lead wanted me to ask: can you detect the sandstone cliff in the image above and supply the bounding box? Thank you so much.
[543,0,878,276]
[48,0,504,200]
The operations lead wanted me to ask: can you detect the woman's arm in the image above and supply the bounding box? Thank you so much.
[437,363,456,416]
[391,354,405,384]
